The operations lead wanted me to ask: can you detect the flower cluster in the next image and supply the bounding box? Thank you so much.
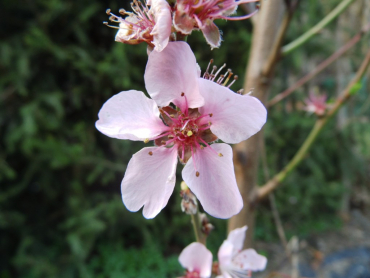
[96,41,266,219]
[179,226,267,277]
[105,0,259,49]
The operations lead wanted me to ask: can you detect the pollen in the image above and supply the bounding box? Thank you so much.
[187,130,193,137]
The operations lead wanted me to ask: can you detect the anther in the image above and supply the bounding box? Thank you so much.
[119,8,126,15]
[208,121,212,126]
[106,8,111,15]
[187,131,193,137]
[144,138,149,143]
[237,89,244,94]
[218,153,223,157]
[148,151,153,156]
[196,171,200,177]
[209,113,213,117]
[181,92,185,97]
[200,145,204,150]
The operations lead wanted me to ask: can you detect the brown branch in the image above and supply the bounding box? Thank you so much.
[268,22,370,107]
[257,47,370,200]
[261,10,293,77]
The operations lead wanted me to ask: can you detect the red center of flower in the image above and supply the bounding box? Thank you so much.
[184,270,201,278]
[152,93,221,177]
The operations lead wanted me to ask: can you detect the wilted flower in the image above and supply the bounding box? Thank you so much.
[173,0,259,48]
[105,0,172,51]
[96,42,266,219]
[179,242,213,278]
[304,91,327,116]
[217,226,267,277]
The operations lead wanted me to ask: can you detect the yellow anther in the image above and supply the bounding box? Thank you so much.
[218,153,223,157]
[144,138,150,143]
[187,130,193,137]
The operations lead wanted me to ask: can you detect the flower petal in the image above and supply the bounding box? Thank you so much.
[173,8,194,35]
[121,146,178,219]
[179,242,213,277]
[200,19,221,49]
[145,42,204,110]
[232,249,267,272]
[218,240,234,267]
[226,226,248,255]
[150,0,172,51]
[182,143,243,218]
[198,78,267,144]
[96,90,169,141]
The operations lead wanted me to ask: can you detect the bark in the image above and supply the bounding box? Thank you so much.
[228,0,286,247]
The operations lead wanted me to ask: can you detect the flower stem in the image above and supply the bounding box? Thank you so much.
[281,0,355,55]
[190,211,206,245]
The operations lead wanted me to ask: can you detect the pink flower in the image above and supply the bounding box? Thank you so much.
[304,91,327,116]
[217,226,267,278]
[179,242,213,278]
[106,0,172,51]
[173,0,259,48]
[95,42,267,219]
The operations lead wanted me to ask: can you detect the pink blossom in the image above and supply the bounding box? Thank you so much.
[179,242,213,278]
[217,226,267,278]
[96,42,267,219]
[173,0,259,48]
[106,0,172,51]
[304,91,327,116]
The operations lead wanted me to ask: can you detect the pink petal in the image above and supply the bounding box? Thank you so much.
[182,143,243,218]
[200,19,221,49]
[179,242,213,277]
[145,42,204,111]
[173,8,195,35]
[96,90,169,141]
[150,0,172,51]
[218,240,234,267]
[121,146,178,219]
[232,249,267,271]
[226,226,248,255]
[198,78,267,144]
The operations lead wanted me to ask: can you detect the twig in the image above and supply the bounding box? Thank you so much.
[281,0,356,55]
[290,236,299,278]
[268,22,370,107]
[257,48,370,200]
[260,138,290,257]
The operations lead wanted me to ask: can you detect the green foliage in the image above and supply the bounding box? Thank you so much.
[1,0,370,277]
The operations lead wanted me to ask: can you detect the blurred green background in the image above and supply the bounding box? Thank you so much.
[1,0,369,277]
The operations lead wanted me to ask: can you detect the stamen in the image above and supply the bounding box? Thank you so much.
[218,153,223,157]
[190,145,199,177]
[198,137,219,155]
[203,59,214,78]
[212,63,226,81]
[106,8,111,15]
[103,22,120,29]
[196,171,200,177]
[237,89,244,94]
[222,69,233,86]
[148,151,153,156]
[187,131,193,137]
[181,92,189,115]
[144,138,150,143]
[227,75,238,88]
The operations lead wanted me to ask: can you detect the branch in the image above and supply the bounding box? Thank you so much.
[268,22,370,107]
[261,10,293,77]
[257,48,370,200]
[281,0,356,56]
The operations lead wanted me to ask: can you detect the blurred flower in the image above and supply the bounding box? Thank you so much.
[96,42,266,219]
[105,0,172,51]
[180,181,198,215]
[216,226,267,277]
[173,0,259,48]
[179,226,267,278]
[179,242,213,278]
[304,91,327,116]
